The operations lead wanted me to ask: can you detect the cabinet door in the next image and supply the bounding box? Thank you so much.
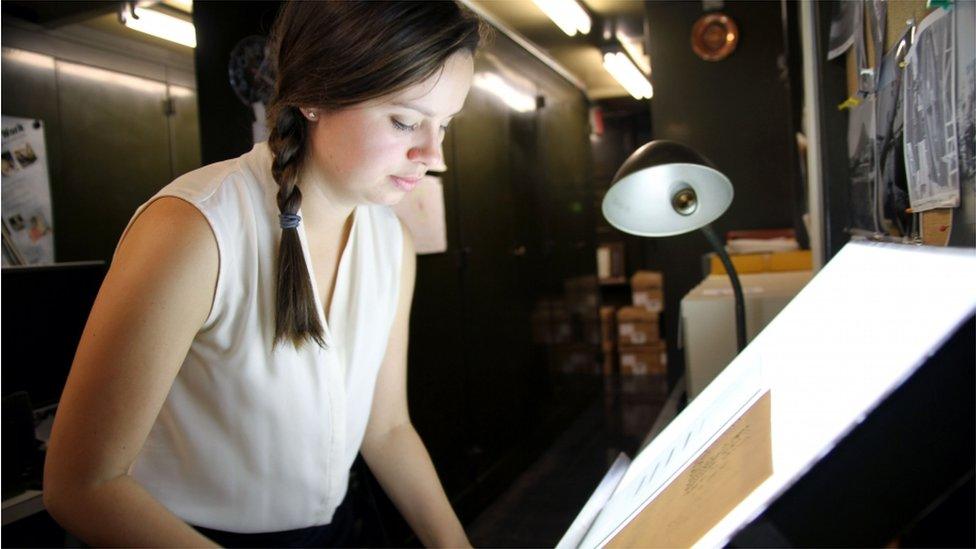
[406,127,471,496]
[450,79,529,469]
[55,62,171,261]
[168,84,202,179]
[539,88,594,281]
[2,48,63,257]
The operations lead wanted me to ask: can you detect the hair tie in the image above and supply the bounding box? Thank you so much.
[279,213,302,229]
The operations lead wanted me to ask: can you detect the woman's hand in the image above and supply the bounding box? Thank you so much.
[360,224,471,548]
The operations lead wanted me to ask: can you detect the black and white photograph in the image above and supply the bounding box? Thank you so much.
[849,96,877,232]
[956,0,975,183]
[903,7,959,212]
[876,34,911,234]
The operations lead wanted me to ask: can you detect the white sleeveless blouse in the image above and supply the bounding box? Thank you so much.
[122,143,403,533]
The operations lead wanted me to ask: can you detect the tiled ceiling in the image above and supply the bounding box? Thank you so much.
[465,0,650,100]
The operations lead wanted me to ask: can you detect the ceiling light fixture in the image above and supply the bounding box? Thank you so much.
[120,6,197,48]
[615,30,652,75]
[602,51,653,100]
[474,73,536,113]
[533,0,591,37]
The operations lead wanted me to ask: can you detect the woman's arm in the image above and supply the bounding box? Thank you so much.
[43,197,220,547]
[360,225,470,548]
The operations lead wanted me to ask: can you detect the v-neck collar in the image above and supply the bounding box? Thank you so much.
[295,206,359,349]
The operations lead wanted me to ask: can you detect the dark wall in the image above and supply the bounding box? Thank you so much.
[642,0,799,384]
[193,1,280,164]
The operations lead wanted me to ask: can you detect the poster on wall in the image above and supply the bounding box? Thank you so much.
[391,175,448,254]
[848,96,878,232]
[955,0,976,231]
[2,116,55,265]
[903,7,959,212]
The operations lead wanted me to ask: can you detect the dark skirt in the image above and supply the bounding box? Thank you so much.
[191,494,357,548]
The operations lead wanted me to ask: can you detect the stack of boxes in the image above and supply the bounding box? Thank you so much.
[532,276,603,376]
[614,270,668,399]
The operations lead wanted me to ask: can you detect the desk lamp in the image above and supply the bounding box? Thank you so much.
[602,140,746,352]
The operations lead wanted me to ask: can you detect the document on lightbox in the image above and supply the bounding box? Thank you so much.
[574,356,771,549]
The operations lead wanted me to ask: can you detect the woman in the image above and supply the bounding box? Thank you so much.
[43,2,486,546]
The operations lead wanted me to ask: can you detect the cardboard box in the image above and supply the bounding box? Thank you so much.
[552,343,599,375]
[602,349,616,376]
[619,342,667,376]
[563,275,599,317]
[709,250,812,275]
[631,270,664,312]
[616,306,660,346]
[619,373,669,401]
[530,299,572,344]
[582,317,602,346]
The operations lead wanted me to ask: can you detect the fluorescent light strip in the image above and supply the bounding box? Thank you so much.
[474,73,536,113]
[569,0,591,34]
[3,48,56,70]
[59,61,167,95]
[603,52,653,100]
[603,53,643,98]
[615,30,651,75]
[168,85,195,98]
[122,7,197,48]
[533,0,591,37]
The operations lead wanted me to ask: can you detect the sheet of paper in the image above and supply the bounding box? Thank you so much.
[391,175,448,254]
[956,0,976,234]
[556,453,631,549]
[1,117,54,265]
[904,7,959,212]
[578,355,766,549]
[607,392,772,548]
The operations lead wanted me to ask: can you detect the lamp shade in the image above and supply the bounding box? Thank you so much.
[602,140,733,237]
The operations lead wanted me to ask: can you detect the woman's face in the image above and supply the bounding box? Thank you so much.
[305,51,474,207]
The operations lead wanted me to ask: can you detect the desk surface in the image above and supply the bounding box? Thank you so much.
[2,490,44,526]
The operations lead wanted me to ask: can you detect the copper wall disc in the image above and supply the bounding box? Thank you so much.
[691,13,739,62]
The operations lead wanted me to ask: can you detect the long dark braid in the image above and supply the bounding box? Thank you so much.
[265,1,487,348]
[267,105,325,348]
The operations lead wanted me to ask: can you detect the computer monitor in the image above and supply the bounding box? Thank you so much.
[1,261,107,411]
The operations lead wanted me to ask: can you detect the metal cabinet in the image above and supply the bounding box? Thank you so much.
[1,46,200,262]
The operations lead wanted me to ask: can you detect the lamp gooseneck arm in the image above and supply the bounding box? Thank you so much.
[700,224,747,353]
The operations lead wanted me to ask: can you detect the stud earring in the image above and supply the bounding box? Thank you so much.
[302,109,318,121]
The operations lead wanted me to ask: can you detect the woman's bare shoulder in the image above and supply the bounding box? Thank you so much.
[111,196,219,322]
[119,197,217,266]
